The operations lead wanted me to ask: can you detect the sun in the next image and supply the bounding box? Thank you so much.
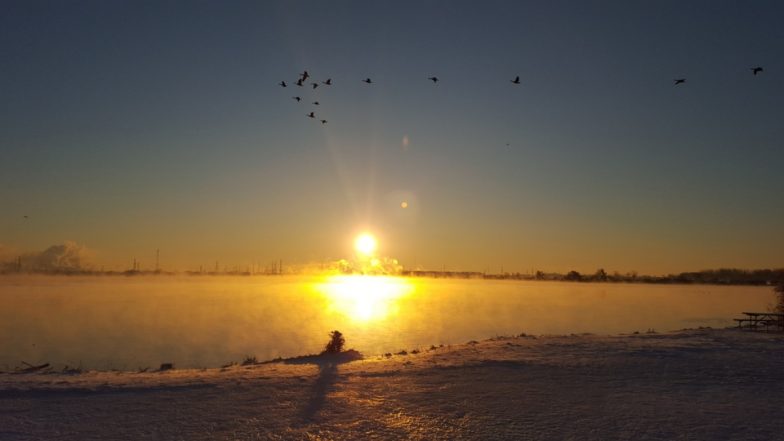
[354,233,377,257]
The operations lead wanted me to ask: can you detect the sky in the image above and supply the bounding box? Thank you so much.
[1,0,783,274]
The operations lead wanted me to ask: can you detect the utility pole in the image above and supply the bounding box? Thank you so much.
[155,249,160,273]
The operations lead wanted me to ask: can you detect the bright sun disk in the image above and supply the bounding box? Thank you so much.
[354,233,377,256]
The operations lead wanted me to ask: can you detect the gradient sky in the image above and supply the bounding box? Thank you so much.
[2,0,783,274]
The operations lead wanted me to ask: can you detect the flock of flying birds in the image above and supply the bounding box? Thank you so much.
[672,66,764,84]
[277,70,531,123]
[15,66,769,222]
[279,66,766,124]
[278,70,332,124]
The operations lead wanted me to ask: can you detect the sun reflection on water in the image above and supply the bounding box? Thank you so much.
[315,275,414,322]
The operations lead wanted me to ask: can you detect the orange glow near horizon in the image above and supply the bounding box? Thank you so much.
[316,275,414,322]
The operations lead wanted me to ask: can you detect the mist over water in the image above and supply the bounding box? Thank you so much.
[0,275,774,370]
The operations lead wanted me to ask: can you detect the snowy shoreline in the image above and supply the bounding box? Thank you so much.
[2,328,783,440]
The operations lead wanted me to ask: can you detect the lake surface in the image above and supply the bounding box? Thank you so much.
[0,275,775,370]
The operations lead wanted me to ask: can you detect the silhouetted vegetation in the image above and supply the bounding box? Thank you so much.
[2,249,782,287]
[323,330,345,354]
[407,267,784,286]
[241,355,258,366]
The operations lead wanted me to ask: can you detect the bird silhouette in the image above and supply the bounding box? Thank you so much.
[23,215,28,219]
[322,78,332,85]
[307,112,315,118]
[312,83,319,89]
[279,81,287,87]
[301,70,310,81]
[363,78,372,84]
[296,79,304,87]
[313,101,320,105]
[320,119,328,124]
[751,66,763,75]
[428,76,439,83]
[673,78,686,85]
[511,76,520,84]
[293,96,301,102]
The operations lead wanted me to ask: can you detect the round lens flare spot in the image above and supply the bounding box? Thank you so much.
[400,201,408,208]
[354,233,377,256]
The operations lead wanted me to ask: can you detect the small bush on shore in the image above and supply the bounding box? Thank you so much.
[323,330,345,354]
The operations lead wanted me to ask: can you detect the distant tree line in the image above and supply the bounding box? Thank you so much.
[496,268,784,286]
[3,250,783,287]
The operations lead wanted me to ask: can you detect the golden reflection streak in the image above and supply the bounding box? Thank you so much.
[314,275,415,322]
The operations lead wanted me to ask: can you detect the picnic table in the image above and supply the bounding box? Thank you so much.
[734,312,784,332]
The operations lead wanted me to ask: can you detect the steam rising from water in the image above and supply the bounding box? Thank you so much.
[334,256,403,275]
[2,241,93,272]
[0,275,775,370]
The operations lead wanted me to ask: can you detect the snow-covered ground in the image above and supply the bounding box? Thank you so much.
[1,328,783,440]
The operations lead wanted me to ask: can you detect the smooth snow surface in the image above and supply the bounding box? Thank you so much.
[1,329,783,440]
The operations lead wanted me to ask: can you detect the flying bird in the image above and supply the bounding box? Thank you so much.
[279,81,287,87]
[300,70,310,81]
[313,101,320,105]
[23,215,28,219]
[363,78,372,84]
[293,96,301,102]
[673,78,686,85]
[322,78,332,85]
[320,119,328,124]
[307,112,315,118]
[428,76,439,83]
[511,76,520,84]
[296,79,304,87]
[751,66,763,75]
[312,83,319,89]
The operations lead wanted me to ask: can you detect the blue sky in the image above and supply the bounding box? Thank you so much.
[2,1,783,273]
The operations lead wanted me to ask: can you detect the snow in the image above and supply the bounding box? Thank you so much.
[1,328,783,440]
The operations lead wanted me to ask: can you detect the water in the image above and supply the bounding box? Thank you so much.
[0,275,774,370]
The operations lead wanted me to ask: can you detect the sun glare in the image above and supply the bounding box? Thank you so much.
[354,233,377,257]
[317,275,413,322]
